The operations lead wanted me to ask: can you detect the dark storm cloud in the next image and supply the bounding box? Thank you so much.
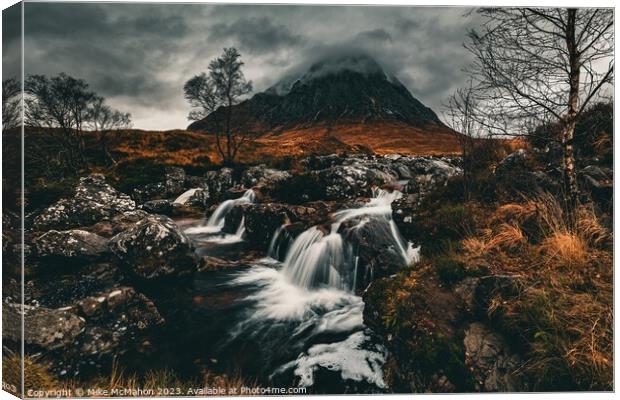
[2,3,22,80]
[209,17,304,53]
[18,3,479,129]
[355,29,393,43]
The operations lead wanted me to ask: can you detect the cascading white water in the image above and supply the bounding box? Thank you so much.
[280,187,418,292]
[281,225,352,291]
[220,186,417,389]
[184,189,255,239]
[207,189,255,228]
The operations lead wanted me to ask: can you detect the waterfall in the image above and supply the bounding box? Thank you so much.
[267,225,284,259]
[281,225,353,291]
[184,189,255,237]
[280,187,417,292]
[206,189,255,229]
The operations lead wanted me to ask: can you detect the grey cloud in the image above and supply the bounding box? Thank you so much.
[209,17,304,54]
[355,29,393,43]
[18,3,479,130]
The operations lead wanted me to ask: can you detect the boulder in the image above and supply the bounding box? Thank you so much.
[391,194,419,240]
[164,166,186,196]
[34,229,109,263]
[87,210,149,238]
[463,323,524,392]
[241,165,291,188]
[343,217,413,288]
[34,174,135,230]
[204,167,235,201]
[38,287,165,377]
[28,263,126,309]
[172,188,208,208]
[132,181,166,203]
[109,214,196,279]
[141,199,173,215]
[317,164,395,200]
[224,203,320,249]
[3,303,85,351]
[579,165,613,204]
[76,286,164,328]
[493,150,561,197]
[403,157,461,196]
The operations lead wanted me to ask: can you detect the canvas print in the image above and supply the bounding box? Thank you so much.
[1,1,614,397]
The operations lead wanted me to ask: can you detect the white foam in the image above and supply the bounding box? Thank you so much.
[276,331,387,388]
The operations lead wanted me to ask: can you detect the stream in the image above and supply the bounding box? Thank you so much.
[141,187,418,393]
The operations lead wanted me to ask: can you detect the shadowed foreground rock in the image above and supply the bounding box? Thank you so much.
[109,214,196,279]
[464,323,524,392]
[34,174,135,230]
[34,229,109,263]
[3,303,85,351]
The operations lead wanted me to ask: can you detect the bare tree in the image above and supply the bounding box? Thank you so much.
[25,73,97,172]
[444,80,481,201]
[2,78,21,130]
[87,96,132,166]
[464,8,613,219]
[184,47,253,165]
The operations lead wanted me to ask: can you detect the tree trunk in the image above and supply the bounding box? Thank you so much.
[562,9,580,228]
[224,98,233,165]
[100,132,116,166]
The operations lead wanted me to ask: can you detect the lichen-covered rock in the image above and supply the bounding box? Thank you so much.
[34,229,109,262]
[391,194,419,240]
[241,165,291,188]
[403,157,461,196]
[39,287,165,377]
[141,199,173,215]
[579,165,613,205]
[204,167,234,201]
[132,181,166,203]
[464,323,523,392]
[3,303,85,351]
[34,174,135,230]
[28,263,126,308]
[109,214,196,279]
[164,166,186,196]
[316,164,396,200]
[172,188,208,208]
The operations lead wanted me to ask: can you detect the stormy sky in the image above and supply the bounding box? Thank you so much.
[5,3,481,130]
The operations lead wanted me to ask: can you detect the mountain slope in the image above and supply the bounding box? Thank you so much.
[188,54,443,132]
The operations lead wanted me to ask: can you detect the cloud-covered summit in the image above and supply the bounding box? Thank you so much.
[10,3,478,130]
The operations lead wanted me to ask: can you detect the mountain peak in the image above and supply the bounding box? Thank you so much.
[188,54,442,132]
[267,53,393,96]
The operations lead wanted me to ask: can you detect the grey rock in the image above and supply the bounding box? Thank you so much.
[172,188,208,208]
[204,167,235,201]
[109,214,196,279]
[464,323,523,392]
[141,199,173,215]
[34,174,135,230]
[241,165,292,188]
[164,166,186,196]
[3,303,85,351]
[34,229,109,262]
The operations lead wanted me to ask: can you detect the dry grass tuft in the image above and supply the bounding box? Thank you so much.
[575,206,611,248]
[540,232,588,267]
[491,202,536,225]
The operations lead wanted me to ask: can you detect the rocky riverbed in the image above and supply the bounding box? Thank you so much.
[5,150,609,393]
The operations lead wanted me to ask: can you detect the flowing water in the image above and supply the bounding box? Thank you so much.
[183,189,255,243]
[159,187,417,393]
